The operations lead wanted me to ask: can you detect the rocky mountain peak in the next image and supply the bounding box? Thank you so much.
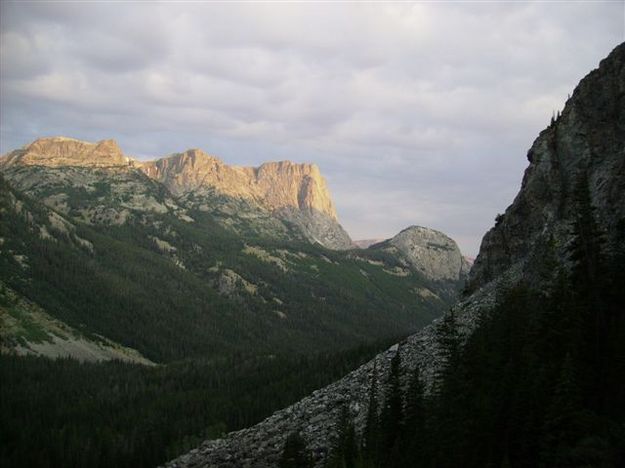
[1,136,127,168]
[139,151,352,248]
[468,42,625,290]
[252,160,336,220]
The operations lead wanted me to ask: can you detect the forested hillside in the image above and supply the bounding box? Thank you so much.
[1,340,397,468]
[0,174,456,363]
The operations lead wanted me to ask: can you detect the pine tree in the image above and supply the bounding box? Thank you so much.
[379,349,403,464]
[403,363,425,445]
[567,172,608,411]
[327,405,357,468]
[280,431,312,468]
[434,310,461,394]
[568,172,605,295]
[540,353,585,467]
[362,363,379,463]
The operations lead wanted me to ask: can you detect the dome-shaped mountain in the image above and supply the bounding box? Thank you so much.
[370,226,470,282]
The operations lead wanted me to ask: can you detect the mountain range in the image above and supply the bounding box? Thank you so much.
[0,134,467,364]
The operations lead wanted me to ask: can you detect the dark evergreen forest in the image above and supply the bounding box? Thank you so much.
[0,340,396,468]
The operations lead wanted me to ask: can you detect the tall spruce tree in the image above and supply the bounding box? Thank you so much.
[568,172,605,295]
[403,363,425,450]
[327,405,357,468]
[379,350,403,464]
[362,363,379,464]
[434,310,461,395]
[567,172,608,412]
[280,431,312,468]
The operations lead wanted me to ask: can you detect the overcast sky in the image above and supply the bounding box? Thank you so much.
[1,2,623,255]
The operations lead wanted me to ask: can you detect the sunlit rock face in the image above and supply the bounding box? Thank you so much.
[1,137,128,168]
[140,149,353,249]
[140,150,336,216]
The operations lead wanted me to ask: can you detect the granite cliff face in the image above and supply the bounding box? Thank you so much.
[140,150,336,217]
[166,43,625,468]
[1,139,352,250]
[469,42,625,290]
[140,150,352,249]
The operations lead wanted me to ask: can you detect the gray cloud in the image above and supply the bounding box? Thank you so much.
[1,2,623,256]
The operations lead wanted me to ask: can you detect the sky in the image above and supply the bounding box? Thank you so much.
[1,2,623,256]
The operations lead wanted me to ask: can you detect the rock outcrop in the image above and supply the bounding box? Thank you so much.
[140,150,352,249]
[386,226,470,282]
[166,42,625,468]
[1,137,128,168]
[365,226,469,282]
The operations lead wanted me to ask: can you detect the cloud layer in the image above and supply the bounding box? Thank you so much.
[1,2,623,255]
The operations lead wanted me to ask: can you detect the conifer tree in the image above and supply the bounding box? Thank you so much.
[327,405,357,468]
[379,350,403,464]
[403,363,425,445]
[362,363,379,463]
[434,310,461,395]
[567,172,608,410]
[568,172,605,295]
[280,431,312,468]
[540,353,585,467]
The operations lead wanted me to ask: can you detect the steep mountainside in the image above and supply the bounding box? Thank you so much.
[0,134,471,466]
[469,43,625,290]
[167,42,625,468]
